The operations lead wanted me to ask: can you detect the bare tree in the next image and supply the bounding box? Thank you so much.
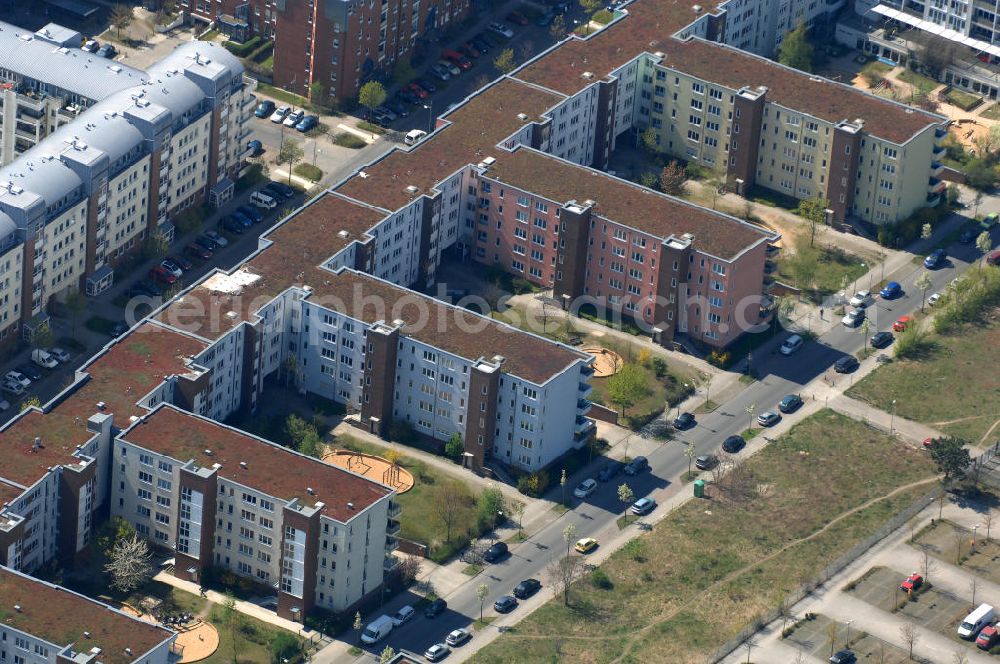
[899,622,920,660]
[955,526,966,564]
[221,592,240,664]
[476,583,489,622]
[938,491,947,520]
[953,650,970,664]
[104,534,152,592]
[921,546,937,584]
[548,554,585,606]
[970,576,979,606]
[826,621,839,657]
[379,646,396,664]
[876,643,887,664]
[986,511,994,542]
[778,597,791,636]
[562,523,577,558]
[434,481,468,543]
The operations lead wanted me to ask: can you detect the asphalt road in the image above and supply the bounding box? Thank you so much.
[351,214,997,662]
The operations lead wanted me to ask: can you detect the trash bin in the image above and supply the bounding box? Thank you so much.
[693,479,705,498]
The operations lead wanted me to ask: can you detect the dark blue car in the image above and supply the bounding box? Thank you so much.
[222,216,245,234]
[238,204,263,224]
[231,211,253,229]
[295,115,319,132]
[254,100,275,118]
[880,281,902,299]
[923,248,947,269]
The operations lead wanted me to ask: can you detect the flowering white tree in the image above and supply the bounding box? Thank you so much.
[104,534,152,592]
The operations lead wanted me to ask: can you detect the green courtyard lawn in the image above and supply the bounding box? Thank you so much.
[203,603,306,664]
[776,233,870,303]
[847,315,1000,445]
[333,435,487,563]
[897,69,939,95]
[471,410,936,664]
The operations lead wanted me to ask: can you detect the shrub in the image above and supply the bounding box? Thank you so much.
[222,36,262,58]
[893,324,933,359]
[651,356,667,377]
[591,8,614,24]
[332,132,366,149]
[516,471,549,497]
[932,264,1000,333]
[707,350,730,368]
[293,163,323,181]
[511,277,535,294]
[591,568,614,589]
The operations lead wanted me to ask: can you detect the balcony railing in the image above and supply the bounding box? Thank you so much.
[386,519,401,536]
[388,502,402,518]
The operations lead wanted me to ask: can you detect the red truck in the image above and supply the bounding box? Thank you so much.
[441,49,472,71]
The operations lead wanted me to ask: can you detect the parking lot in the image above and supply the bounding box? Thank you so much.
[785,613,917,664]
[915,518,1000,585]
[847,566,973,638]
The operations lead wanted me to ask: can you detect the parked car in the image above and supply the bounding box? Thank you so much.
[266,182,296,199]
[2,379,24,396]
[471,36,491,53]
[414,77,437,93]
[829,650,856,664]
[4,371,30,388]
[82,39,99,53]
[849,290,873,307]
[445,628,471,646]
[222,216,245,234]
[374,105,398,121]
[0,399,10,411]
[371,109,394,125]
[871,331,894,348]
[254,100,276,118]
[391,605,415,626]
[360,615,394,645]
[573,478,597,498]
[438,59,462,77]
[396,88,420,105]
[505,11,529,25]
[483,542,508,563]
[296,115,319,132]
[159,259,183,278]
[756,411,780,427]
[574,537,598,554]
[961,228,978,244]
[166,254,192,272]
[385,99,410,117]
[186,242,213,260]
[204,230,229,248]
[899,572,923,592]
[128,280,161,298]
[779,334,803,355]
[424,598,447,618]
[695,454,718,470]
[927,292,942,306]
[489,22,515,38]
[597,461,622,482]
[924,248,947,269]
[722,435,744,453]
[267,105,289,122]
[17,363,42,381]
[842,308,865,328]
[493,595,518,612]
[283,109,305,127]
[880,281,903,299]
[96,43,117,59]
[424,644,450,662]
[149,265,178,284]
[429,63,452,81]
[47,347,71,363]
[246,139,264,157]
[630,497,656,515]
[513,578,541,599]
[624,455,648,475]
[778,394,803,413]
[406,82,429,99]
[976,624,999,650]
[110,321,129,337]
[983,212,999,230]
[673,412,696,429]
[537,11,555,27]
[238,204,263,224]
[892,315,912,332]
[231,211,253,228]
[834,356,860,373]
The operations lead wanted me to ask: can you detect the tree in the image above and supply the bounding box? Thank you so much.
[825,621,839,657]
[562,523,577,558]
[476,485,506,535]
[29,322,54,351]
[144,231,169,261]
[659,161,686,196]
[974,191,985,218]
[947,183,961,207]
[19,396,41,412]
[221,592,240,664]
[639,126,658,154]
[617,484,634,523]
[928,437,972,482]
[390,59,416,86]
[977,231,993,264]
[548,554,584,605]
[359,81,387,124]
[476,583,489,622]
[778,22,814,72]
[110,4,134,39]
[65,288,87,337]
[379,646,396,664]
[493,48,516,74]
[308,81,327,109]
[899,622,919,659]
[510,500,525,535]
[745,403,756,432]
[277,139,304,185]
[797,197,829,247]
[434,481,468,543]
[970,576,979,605]
[915,272,933,312]
[986,510,994,541]
[921,546,937,584]
[579,0,602,32]
[560,468,568,505]
[353,611,362,645]
[445,433,463,459]
[684,444,696,478]
[606,363,649,417]
[954,650,969,664]
[966,159,996,191]
[104,533,152,592]
[549,14,567,41]
[859,318,871,354]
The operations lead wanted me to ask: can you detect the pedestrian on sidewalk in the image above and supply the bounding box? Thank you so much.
[819,308,824,320]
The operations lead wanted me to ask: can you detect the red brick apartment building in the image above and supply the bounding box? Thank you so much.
[179,0,473,101]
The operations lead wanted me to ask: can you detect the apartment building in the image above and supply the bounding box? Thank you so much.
[0,22,146,166]
[0,566,177,664]
[177,0,473,102]
[0,34,253,346]
[718,0,848,57]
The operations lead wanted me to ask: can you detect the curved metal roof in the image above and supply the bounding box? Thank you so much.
[1,156,83,209]
[0,211,16,243]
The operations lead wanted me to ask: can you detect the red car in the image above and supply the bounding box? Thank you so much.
[149,265,178,285]
[899,572,923,592]
[977,624,998,649]
[441,49,472,70]
[186,242,212,260]
[460,42,480,58]
[166,254,193,271]
[892,315,912,332]
[506,10,529,26]
[406,82,428,99]
[923,437,936,449]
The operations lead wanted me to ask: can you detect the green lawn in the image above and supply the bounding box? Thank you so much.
[897,69,939,95]
[982,104,1000,121]
[848,316,1000,444]
[333,434,487,563]
[471,410,935,664]
[203,603,305,664]
[293,163,323,181]
[256,82,310,108]
[946,88,982,111]
[776,233,871,303]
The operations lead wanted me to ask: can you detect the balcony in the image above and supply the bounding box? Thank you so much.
[932,144,945,157]
[386,519,400,536]
[385,533,399,552]
[930,160,943,177]
[928,177,946,195]
[384,555,400,572]
[580,364,595,377]
[388,502,402,519]
[577,399,592,414]
[935,126,948,140]
[575,415,595,436]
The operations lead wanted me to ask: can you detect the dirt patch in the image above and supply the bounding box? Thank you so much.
[322,449,415,493]
[950,118,991,153]
[579,346,623,377]
[176,621,220,663]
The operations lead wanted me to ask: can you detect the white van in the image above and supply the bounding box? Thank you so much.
[31,349,58,369]
[404,129,427,146]
[959,603,995,639]
[360,615,394,644]
[250,191,277,209]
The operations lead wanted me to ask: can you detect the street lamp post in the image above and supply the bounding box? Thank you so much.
[676,384,689,417]
[890,399,897,433]
[845,620,854,648]
[423,102,434,134]
[973,524,980,549]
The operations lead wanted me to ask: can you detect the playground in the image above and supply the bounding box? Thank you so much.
[322,448,415,493]
[579,346,624,377]
[119,602,219,663]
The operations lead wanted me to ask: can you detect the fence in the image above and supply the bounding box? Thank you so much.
[588,403,619,425]
[706,485,942,663]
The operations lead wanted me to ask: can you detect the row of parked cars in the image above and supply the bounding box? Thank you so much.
[254,100,320,133]
[81,39,117,59]
[1,348,72,401]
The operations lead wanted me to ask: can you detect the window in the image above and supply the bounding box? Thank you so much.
[137,488,152,501]
[883,147,898,159]
[157,478,171,491]
[517,195,530,206]
[155,512,170,525]
[138,471,153,484]
[158,460,172,473]
[139,453,152,466]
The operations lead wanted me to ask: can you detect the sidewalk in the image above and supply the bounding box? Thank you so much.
[153,570,317,637]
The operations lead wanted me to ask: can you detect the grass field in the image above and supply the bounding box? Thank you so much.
[897,69,939,95]
[334,434,486,563]
[847,315,1000,444]
[471,410,935,664]
[202,603,305,664]
[776,233,870,302]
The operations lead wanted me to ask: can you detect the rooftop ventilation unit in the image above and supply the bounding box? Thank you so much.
[338,230,350,239]
[582,71,594,79]
[404,185,419,194]
[307,487,315,495]
[204,449,213,456]
[347,501,355,509]
[239,461,247,469]
[516,113,528,121]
